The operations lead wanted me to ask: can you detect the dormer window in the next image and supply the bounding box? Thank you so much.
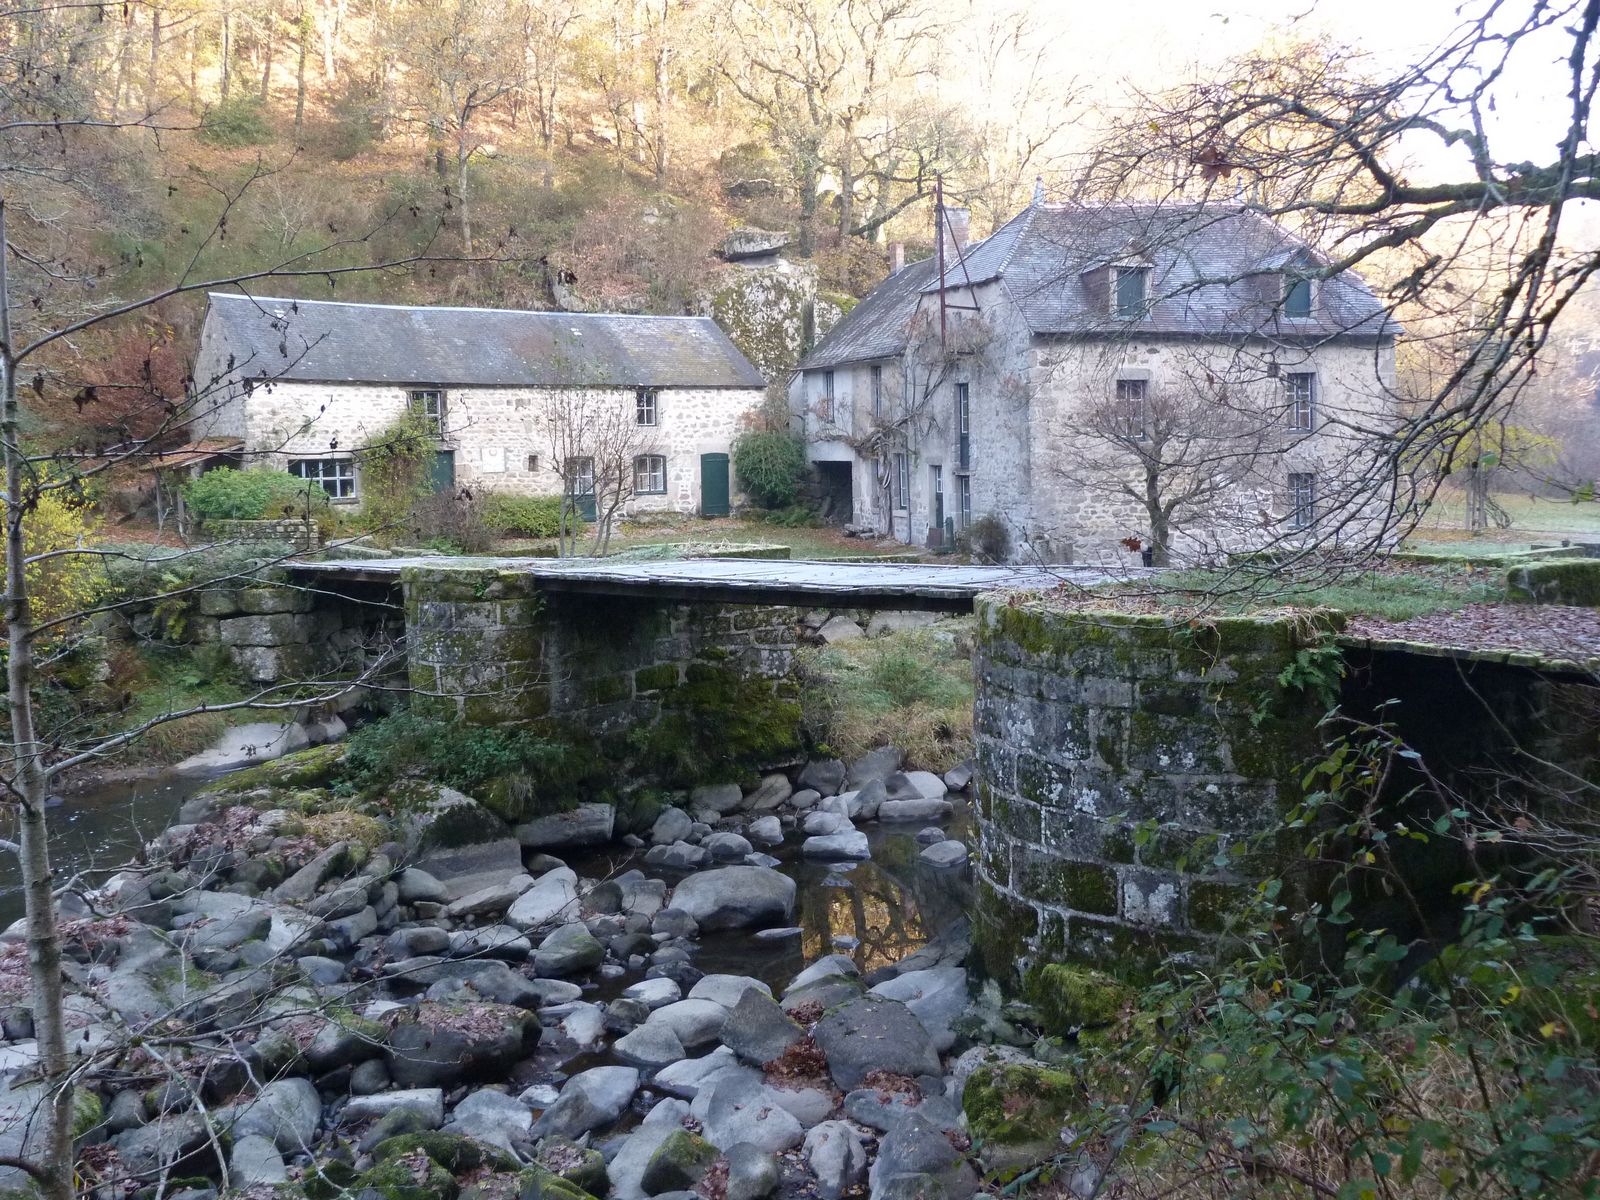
[1114,266,1150,319]
[1283,275,1313,318]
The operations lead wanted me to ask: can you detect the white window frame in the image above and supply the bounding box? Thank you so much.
[408,388,445,437]
[289,457,357,500]
[636,387,659,427]
[957,474,972,529]
[893,451,909,511]
[1115,378,1148,439]
[821,370,835,422]
[1288,472,1317,530]
[871,364,883,419]
[633,454,667,495]
[1285,372,1316,431]
[566,456,596,497]
[956,382,971,469]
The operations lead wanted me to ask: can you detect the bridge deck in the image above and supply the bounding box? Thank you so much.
[293,555,1116,612]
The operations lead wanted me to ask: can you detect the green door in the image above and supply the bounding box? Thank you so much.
[700,452,731,517]
[429,450,455,493]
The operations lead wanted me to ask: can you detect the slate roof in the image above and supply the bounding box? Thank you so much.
[799,202,1396,371]
[204,294,766,389]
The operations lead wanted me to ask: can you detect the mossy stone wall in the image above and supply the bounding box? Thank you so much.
[971,598,1338,986]
[402,567,802,779]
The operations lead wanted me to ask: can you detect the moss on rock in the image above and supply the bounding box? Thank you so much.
[197,741,347,794]
[962,1062,1081,1175]
[640,1128,718,1194]
[518,1162,601,1200]
[1024,964,1134,1034]
[373,1130,519,1174]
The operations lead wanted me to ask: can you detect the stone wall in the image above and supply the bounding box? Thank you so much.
[194,580,401,684]
[403,566,804,782]
[970,597,1337,986]
[205,518,321,551]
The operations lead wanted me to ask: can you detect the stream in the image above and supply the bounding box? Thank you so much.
[1,765,971,987]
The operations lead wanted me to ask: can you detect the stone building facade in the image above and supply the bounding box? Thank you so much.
[792,201,1400,565]
[195,296,766,517]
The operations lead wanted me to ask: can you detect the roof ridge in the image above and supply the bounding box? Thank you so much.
[206,293,719,321]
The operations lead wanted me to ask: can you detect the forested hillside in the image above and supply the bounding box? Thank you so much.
[3,0,1075,446]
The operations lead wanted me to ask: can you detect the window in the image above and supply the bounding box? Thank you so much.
[636,388,659,426]
[893,452,909,510]
[565,456,595,496]
[408,388,445,436]
[1114,266,1150,318]
[1114,378,1147,439]
[930,464,945,533]
[871,365,883,419]
[956,383,971,469]
[957,474,972,529]
[1284,372,1316,431]
[1283,276,1313,318]
[289,457,356,499]
[526,454,540,473]
[1289,472,1317,530]
[821,370,835,421]
[633,454,667,494]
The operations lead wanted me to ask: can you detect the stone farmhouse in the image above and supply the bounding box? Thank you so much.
[791,200,1399,564]
[194,295,767,517]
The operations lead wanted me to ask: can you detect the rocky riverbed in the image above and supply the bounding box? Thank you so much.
[0,745,1103,1200]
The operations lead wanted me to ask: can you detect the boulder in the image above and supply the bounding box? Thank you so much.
[514,803,615,849]
[644,840,711,871]
[531,1065,639,1138]
[623,977,682,1009]
[866,611,941,638]
[920,840,968,868]
[743,774,794,813]
[846,746,903,789]
[703,832,754,862]
[533,922,605,977]
[443,873,536,919]
[747,816,783,846]
[813,995,940,1090]
[608,1098,692,1200]
[805,1121,869,1200]
[641,1128,718,1194]
[719,988,803,1065]
[885,770,948,801]
[339,1089,445,1127]
[273,841,353,904]
[817,616,864,644]
[803,810,848,835]
[961,1061,1080,1174]
[652,1046,742,1099]
[670,867,796,930]
[229,1078,320,1152]
[443,1087,533,1150]
[645,998,728,1051]
[614,1022,687,1071]
[230,1134,288,1186]
[506,867,581,931]
[384,1003,540,1088]
[868,967,969,1053]
[693,1072,804,1154]
[877,798,953,822]
[449,924,532,961]
[687,974,771,1009]
[943,763,974,792]
[174,721,310,774]
[868,1111,979,1200]
[725,1142,781,1200]
[798,759,847,797]
[802,831,871,860]
[690,783,746,815]
[651,807,694,845]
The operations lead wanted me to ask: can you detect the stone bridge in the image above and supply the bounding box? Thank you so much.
[266,555,1111,780]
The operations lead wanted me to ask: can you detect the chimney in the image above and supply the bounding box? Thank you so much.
[889,242,905,275]
[939,205,970,264]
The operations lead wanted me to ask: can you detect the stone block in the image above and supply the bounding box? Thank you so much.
[219,613,314,647]
[237,586,314,615]
[232,644,317,683]
[198,589,241,616]
[1119,868,1181,926]
[1016,853,1118,917]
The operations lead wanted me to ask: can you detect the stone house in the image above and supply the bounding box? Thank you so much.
[790,200,1399,564]
[194,295,767,516]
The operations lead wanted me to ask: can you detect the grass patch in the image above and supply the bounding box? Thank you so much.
[1417,491,1600,537]
[1080,560,1504,622]
[99,644,251,764]
[800,624,974,772]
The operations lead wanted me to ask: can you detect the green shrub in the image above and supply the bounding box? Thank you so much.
[200,96,272,146]
[751,504,820,528]
[481,493,569,538]
[733,429,808,509]
[357,413,436,543]
[183,468,329,522]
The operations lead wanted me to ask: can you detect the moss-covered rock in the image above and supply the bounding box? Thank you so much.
[373,1130,519,1174]
[197,742,347,794]
[634,660,802,787]
[357,1151,461,1200]
[640,1128,718,1194]
[1024,964,1134,1034]
[71,1089,103,1140]
[962,1062,1081,1175]
[531,1133,607,1195]
[518,1162,601,1200]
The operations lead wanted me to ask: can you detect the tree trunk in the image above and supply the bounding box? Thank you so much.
[797,157,820,257]
[1466,463,1488,534]
[1146,470,1172,567]
[838,121,855,239]
[260,32,274,102]
[145,8,161,119]
[0,200,75,1200]
[188,27,199,102]
[652,41,670,186]
[320,0,336,83]
[220,8,233,102]
[457,134,474,255]
[294,5,308,137]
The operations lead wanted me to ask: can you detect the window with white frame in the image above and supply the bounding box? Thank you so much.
[408,388,445,436]
[1288,472,1317,530]
[1284,372,1316,431]
[289,457,357,499]
[566,456,595,496]
[633,454,667,494]
[957,474,972,528]
[1114,378,1147,439]
[871,364,883,419]
[821,370,835,422]
[956,383,971,468]
[636,388,659,426]
[1114,266,1150,318]
[893,452,909,510]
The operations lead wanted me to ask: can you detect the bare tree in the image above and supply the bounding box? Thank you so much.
[541,389,661,556]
